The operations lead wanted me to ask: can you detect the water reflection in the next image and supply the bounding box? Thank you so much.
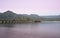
[4,24,14,28]
[0,21,60,38]
[1,24,14,27]
[0,24,15,38]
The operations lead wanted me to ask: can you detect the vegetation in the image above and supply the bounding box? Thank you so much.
[0,10,60,24]
[0,10,41,24]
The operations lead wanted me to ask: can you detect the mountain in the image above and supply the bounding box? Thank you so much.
[0,10,60,21]
[0,10,41,22]
[0,10,16,20]
[41,15,60,18]
[40,15,60,21]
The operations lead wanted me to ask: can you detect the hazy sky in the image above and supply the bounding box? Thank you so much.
[0,0,60,16]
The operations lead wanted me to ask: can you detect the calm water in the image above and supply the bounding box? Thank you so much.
[0,21,60,38]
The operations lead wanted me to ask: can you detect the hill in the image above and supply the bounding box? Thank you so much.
[0,10,60,22]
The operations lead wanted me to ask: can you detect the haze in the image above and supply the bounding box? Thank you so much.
[0,0,60,16]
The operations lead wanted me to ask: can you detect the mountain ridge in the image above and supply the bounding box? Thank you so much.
[0,10,60,21]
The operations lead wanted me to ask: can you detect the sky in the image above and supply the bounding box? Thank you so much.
[0,0,60,16]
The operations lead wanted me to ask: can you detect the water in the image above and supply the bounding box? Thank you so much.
[0,21,60,38]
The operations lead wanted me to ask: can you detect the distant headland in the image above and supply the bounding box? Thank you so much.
[0,10,60,24]
[0,10,41,24]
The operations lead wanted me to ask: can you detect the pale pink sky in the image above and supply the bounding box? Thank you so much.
[0,0,60,15]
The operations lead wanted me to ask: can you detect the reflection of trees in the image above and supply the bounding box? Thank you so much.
[3,24,14,27]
